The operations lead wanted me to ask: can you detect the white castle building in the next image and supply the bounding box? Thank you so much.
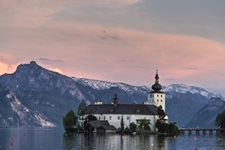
[85,70,167,133]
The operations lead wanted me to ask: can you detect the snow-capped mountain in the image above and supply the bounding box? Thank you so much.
[0,61,223,128]
[163,84,223,100]
[162,84,224,127]
[72,77,149,94]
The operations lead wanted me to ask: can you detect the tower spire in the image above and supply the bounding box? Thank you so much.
[155,69,159,84]
[152,69,162,91]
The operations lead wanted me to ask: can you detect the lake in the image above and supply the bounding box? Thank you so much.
[0,128,225,150]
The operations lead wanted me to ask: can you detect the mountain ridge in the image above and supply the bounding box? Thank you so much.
[0,61,223,128]
[186,97,225,128]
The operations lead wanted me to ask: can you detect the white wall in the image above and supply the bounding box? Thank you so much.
[94,114,157,132]
[154,93,165,110]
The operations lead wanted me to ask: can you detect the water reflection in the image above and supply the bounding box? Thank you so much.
[1,128,225,150]
[63,133,76,150]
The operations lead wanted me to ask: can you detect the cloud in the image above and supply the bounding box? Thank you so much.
[184,67,199,70]
[73,0,142,6]
[0,0,142,28]
[0,1,225,90]
[0,0,65,28]
[2,19,225,82]
[39,58,63,63]
[100,30,119,41]
[165,78,176,81]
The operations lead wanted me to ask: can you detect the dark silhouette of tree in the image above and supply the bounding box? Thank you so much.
[86,114,97,122]
[84,115,97,127]
[158,105,166,120]
[84,115,97,134]
[155,120,178,136]
[121,116,124,135]
[129,122,137,132]
[63,110,77,133]
[215,109,225,128]
[77,100,87,130]
[169,122,178,136]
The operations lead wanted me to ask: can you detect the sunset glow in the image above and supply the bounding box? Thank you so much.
[0,0,225,96]
[50,68,63,74]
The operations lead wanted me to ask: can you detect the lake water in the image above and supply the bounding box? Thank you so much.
[0,128,225,150]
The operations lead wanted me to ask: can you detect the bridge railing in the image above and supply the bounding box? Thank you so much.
[178,128,225,135]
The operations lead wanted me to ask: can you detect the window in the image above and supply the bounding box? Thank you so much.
[157,95,159,97]
[99,116,101,120]
[157,100,159,102]
[161,95,163,97]
[127,116,129,120]
[104,116,106,120]
[118,116,120,120]
[161,100,162,102]
[109,116,112,120]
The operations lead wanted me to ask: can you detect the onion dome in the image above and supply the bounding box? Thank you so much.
[152,69,162,91]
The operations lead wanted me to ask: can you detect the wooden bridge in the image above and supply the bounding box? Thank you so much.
[178,128,225,135]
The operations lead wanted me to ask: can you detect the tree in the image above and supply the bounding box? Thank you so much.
[84,115,97,134]
[121,116,124,135]
[155,120,178,136]
[129,122,137,132]
[155,120,169,134]
[63,110,77,133]
[84,115,97,127]
[169,122,178,136]
[137,119,151,131]
[215,110,225,128]
[158,105,166,121]
[77,100,87,130]
[86,115,97,122]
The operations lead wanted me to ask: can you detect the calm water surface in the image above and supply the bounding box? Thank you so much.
[0,128,224,150]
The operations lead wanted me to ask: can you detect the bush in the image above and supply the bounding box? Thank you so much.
[169,122,178,136]
[137,119,151,131]
[156,120,178,136]
[129,122,137,132]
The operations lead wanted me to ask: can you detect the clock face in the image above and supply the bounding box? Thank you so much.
[150,94,153,98]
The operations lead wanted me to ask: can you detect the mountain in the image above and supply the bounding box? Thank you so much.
[0,84,54,127]
[186,97,225,128]
[0,61,149,127]
[72,77,149,104]
[163,84,223,100]
[72,77,149,93]
[0,61,223,128]
[163,84,223,127]
[0,61,83,127]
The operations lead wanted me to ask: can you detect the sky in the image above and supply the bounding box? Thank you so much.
[0,0,225,96]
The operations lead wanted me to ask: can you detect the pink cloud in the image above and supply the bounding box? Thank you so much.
[44,22,224,87]
[83,0,143,6]
[0,10,225,90]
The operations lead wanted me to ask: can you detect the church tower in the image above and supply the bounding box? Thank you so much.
[147,70,166,111]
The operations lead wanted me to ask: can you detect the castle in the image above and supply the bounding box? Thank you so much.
[85,70,167,133]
